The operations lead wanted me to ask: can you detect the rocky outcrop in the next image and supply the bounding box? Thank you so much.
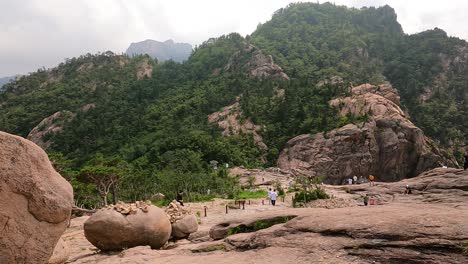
[136,57,154,80]
[342,168,468,206]
[224,44,289,80]
[0,131,73,264]
[27,104,95,150]
[278,83,456,184]
[208,98,268,151]
[84,204,171,251]
[27,110,74,149]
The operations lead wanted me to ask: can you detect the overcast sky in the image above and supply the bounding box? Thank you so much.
[1,0,467,77]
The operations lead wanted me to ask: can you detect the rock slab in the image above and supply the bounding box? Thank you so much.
[0,131,73,264]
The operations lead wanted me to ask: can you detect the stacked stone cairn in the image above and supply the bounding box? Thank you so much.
[104,200,152,215]
[165,200,191,223]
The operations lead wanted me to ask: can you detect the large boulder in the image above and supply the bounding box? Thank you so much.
[278,84,457,184]
[165,200,198,239]
[0,131,73,263]
[84,204,171,251]
[172,215,198,239]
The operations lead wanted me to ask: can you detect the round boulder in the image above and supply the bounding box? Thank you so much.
[172,214,198,239]
[84,205,171,251]
[0,132,73,263]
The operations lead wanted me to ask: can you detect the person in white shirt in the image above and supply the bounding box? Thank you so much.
[270,189,278,206]
[348,178,353,185]
[267,188,272,204]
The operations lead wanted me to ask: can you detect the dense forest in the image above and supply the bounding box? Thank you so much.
[0,3,466,207]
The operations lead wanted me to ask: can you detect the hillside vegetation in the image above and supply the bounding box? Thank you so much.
[0,3,466,207]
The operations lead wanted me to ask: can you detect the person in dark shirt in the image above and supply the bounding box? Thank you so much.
[176,190,184,206]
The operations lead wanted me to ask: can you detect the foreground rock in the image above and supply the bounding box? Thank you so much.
[84,204,171,251]
[0,131,73,263]
[278,83,456,184]
[48,237,70,264]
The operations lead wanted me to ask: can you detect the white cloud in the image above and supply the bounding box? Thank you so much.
[0,0,466,76]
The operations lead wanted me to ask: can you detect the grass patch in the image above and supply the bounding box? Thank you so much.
[458,241,468,256]
[226,216,296,236]
[235,190,268,200]
[191,244,226,253]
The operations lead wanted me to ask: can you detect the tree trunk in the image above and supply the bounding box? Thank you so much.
[112,184,117,204]
[103,192,108,206]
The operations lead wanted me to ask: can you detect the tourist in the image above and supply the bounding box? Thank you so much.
[363,194,369,206]
[267,188,272,204]
[353,175,358,184]
[404,185,412,195]
[176,190,184,206]
[271,189,278,206]
[348,178,353,185]
[369,175,375,186]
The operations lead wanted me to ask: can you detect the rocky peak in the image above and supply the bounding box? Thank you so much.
[224,44,289,80]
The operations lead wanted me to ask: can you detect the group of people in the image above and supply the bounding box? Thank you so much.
[347,175,375,186]
[267,188,278,206]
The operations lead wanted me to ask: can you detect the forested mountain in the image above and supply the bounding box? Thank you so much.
[126,39,192,62]
[251,3,467,161]
[0,3,465,207]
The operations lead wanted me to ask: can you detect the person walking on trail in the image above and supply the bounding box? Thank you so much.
[369,175,375,186]
[270,189,278,206]
[347,178,353,185]
[353,175,358,184]
[267,188,272,205]
[176,190,184,206]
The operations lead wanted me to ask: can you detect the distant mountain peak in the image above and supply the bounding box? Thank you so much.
[126,39,192,63]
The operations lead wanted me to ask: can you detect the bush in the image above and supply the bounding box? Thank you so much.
[292,186,329,207]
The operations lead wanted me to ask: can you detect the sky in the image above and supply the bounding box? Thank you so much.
[0,0,467,77]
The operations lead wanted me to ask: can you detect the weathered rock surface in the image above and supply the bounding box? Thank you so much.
[224,44,289,80]
[136,57,154,80]
[84,205,171,251]
[48,237,70,264]
[278,83,456,184]
[208,98,268,151]
[0,131,73,264]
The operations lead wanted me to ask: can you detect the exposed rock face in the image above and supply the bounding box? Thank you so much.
[278,83,456,184]
[208,98,268,151]
[224,44,289,80]
[84,205,171,251]
[136,58,154,80]
[0,131,73,264]
[27,104,95,150]
[27,110,74,149]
